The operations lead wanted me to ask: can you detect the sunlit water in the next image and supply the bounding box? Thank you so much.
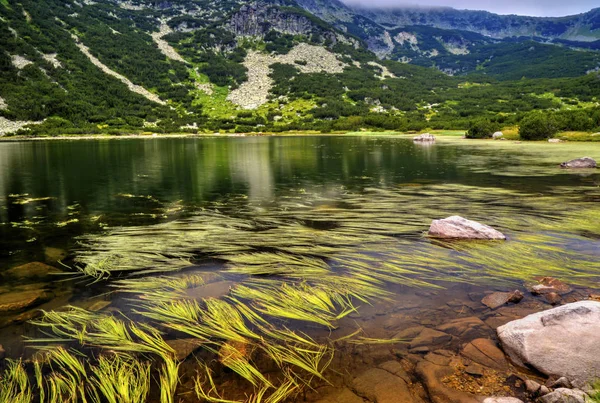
[0,136,599,402]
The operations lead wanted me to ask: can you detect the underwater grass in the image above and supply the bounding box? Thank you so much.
[8,177,600,402]
[90,354,151,403]
[0,360,32,403]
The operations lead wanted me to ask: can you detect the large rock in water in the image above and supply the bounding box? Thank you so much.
[497,301,600,388]
[428,216,506,240]
[413,133,436,142]
[560,157,597,169]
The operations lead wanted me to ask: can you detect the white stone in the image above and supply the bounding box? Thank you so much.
[492,132,503,139]
[498,301,600,388]
[428,216,506,240]
[413,133,436,142]
[483,398,524,403]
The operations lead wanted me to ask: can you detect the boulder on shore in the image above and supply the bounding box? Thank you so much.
[560,157,597,169]
[538,388,588,403]
[428,216,506,240]
[497,301,600,388]
[413,133,436,142]
[492,132,503,139]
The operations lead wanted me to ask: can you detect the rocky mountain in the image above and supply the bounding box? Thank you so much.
[350,5,600,42]
[296,0,600,66]
[0,0,599,136]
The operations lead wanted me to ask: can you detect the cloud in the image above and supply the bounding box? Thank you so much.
[340,0,597,17]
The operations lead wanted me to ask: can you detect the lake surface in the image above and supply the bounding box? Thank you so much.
[0,136,599,402]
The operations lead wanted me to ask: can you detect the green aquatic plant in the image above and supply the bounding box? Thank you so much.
[89,354,151,403]
[0,360,32,403]
[10,178,600,402]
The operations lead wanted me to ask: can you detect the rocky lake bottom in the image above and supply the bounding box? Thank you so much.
[0,136,598,402]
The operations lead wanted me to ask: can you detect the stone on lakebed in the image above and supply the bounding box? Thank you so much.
[498,301,600,388]
[428,216,506,240]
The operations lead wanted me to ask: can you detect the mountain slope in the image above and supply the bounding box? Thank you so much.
[0,0,599,136]
[349,5,600,42]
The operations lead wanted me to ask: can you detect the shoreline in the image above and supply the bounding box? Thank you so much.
[1,130,599,142]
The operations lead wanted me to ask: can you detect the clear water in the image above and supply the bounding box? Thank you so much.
[0,136,599,402]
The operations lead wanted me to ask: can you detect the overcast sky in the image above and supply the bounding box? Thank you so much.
[341,0,598,17]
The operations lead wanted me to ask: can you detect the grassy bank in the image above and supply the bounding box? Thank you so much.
[2,129,600,142]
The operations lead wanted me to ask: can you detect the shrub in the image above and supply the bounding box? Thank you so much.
[519,112,559,140]
[466,119,500,139]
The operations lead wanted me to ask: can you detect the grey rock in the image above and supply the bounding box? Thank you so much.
[428,216,506,240]
[498,301,600,388]
[548,377,572,389]
[492,132,503,139]
[548,139,564,143]
[482,398,524,403]
[538,388,588,403]
[413,133,436,142]
[539,386,551,396]
[560,157,597,169]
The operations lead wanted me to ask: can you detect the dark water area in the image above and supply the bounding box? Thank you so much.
[0,136,599,402]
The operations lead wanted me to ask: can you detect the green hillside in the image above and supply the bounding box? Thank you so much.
[0,0,599,136]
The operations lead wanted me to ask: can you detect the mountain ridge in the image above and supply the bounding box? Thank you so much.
[0,0,599,136]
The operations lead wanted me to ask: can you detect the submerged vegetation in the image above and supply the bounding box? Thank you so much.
[2,165,599,401]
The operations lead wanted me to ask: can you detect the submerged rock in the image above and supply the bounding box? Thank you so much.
[436,316,488,340]
[528,277,572,296]
[314,388,364,403]
[218,340,252,368]
[544,292,562,305]
[560,157,597,169]
[352,367,422,403]
[166,338,203,361]
[481,291,524,310]
[461,338,508,371]
[0,289,52,312]
[428,216,506,240]
[497,301,600,388]
[4,262,61,280]
[413,133,436,142]
[44,247,67,263]
[409,328,452,349]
